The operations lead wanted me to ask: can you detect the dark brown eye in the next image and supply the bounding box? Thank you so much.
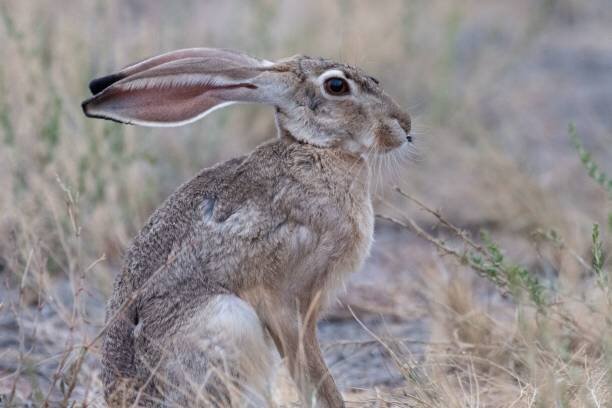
[324,77,350,96]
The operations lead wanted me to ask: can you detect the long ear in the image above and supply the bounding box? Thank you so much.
[82,48,277,127]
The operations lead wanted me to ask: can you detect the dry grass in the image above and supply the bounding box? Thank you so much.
[0,0,611,406]
[367,190,612,407]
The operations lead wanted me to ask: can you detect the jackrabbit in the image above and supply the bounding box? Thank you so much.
[82,48,412,407]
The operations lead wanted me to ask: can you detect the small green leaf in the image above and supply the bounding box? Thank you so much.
[592,224,606,290]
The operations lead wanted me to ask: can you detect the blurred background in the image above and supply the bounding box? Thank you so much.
[0,0,611,406]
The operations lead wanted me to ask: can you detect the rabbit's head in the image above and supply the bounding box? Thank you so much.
[82,48,412,157]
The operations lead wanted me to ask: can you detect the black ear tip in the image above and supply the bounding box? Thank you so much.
[81,98,92,117]
[89,73,125,94]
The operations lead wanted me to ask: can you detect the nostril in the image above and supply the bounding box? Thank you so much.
[406,134,413,143]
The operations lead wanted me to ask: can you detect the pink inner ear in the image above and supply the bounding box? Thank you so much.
[84,82,256,125]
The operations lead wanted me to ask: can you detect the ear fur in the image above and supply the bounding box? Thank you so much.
[82,48,274,127]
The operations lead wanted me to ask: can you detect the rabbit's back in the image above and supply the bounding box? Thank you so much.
[101,153,249,400]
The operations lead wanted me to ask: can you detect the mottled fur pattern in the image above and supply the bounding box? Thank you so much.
[82,48,412,407]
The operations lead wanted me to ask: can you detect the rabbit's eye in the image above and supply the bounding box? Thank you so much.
[324,77,350,96]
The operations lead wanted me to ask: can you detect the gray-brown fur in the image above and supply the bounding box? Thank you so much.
[82,48,412,407]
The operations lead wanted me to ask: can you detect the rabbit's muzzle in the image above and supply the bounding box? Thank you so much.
[374,112,412,152]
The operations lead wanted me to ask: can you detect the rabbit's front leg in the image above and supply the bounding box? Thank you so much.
[263,299,344,408]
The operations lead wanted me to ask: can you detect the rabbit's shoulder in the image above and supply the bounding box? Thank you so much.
[116,154,249,295]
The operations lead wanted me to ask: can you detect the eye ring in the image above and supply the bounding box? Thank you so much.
[323,77,350,96]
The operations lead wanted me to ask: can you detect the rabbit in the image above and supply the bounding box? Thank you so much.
[82,48,412,407]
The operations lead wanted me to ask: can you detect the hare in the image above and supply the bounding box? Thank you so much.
[82,48,412,407]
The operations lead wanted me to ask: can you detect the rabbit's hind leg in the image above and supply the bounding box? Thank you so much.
[162,294,276,407]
